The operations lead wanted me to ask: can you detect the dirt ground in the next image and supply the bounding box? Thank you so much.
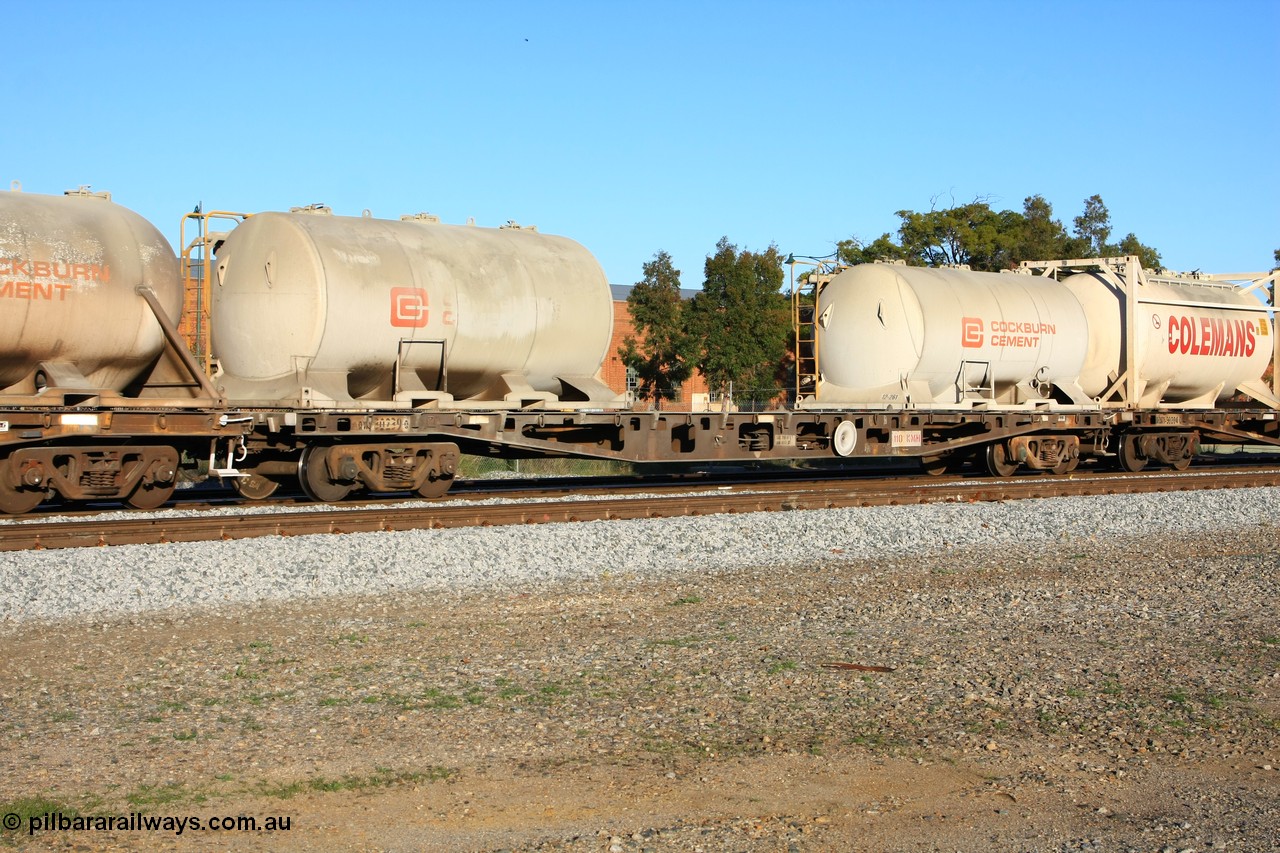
[2,529,1278,851]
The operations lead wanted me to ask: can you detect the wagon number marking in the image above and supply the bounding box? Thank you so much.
[370,416,411,431]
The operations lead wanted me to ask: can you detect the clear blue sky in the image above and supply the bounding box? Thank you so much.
[4,0,1276,285]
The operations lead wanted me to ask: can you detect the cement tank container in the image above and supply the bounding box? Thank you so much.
[1061,272,1272,407]
[0,189,181,391]
[210,210,614,405]
[813,264,1091,407]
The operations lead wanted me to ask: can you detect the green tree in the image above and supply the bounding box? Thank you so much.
[894,199,1016,270]
[685,238,790,401]
[1015,194,1068,262]
[618,251,692,404]
[1116,232,1163,270]
[838,193,1161,271]
[1272,248,1279,270]
[1069,193,1112,257]
[837,232,906,266]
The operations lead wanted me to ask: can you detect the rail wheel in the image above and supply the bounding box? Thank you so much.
[0,478,45,514]
[231,472,282,501]
[1117,434,1147,473]
[299,446,353,503]
[984,442,1018,477]
[1169,433,1196,471]
[1051,455,1080,476]
[920,454,949,476]
[415,475,454,499]
[125,479,177,510]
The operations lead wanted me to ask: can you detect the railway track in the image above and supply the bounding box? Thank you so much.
[3,465,1279,552]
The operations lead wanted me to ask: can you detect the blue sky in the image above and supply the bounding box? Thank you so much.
[4,0,1276,285]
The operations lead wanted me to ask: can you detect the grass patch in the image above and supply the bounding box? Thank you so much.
[1037,709,1065,732]
[421,689,461,710]
[256,767,451,800]
[1203,692,1229,710]
[0,796,80,823]
[229,664,261,682]
[331,633,368,646]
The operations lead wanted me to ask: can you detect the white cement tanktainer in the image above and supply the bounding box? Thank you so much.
[210,211,616,406]
[1061,272,1273,408]
[0,189,181,392]
[812,264,1092,408]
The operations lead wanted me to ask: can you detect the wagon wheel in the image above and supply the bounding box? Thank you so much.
[1051,454,1080,476]
[415,474,454,499]
[125,479,177,510]
[920,454,950,476]
[1169,436,1195,471]
[984,442,1018,477]
[1117,434,1147,473]
[231,471,282,501]
[0,478,45,514]
[299,446,353,503]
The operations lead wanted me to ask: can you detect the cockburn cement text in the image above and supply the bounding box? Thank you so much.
[0,258,110,301]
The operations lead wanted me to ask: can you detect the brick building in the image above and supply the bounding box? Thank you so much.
[600,285,711,409]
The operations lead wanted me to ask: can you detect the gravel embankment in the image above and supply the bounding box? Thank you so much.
[0,489,1276,852]
[2,484,1280,850]
[1,487,1278,625]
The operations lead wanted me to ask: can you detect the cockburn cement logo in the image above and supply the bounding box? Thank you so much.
[390,287,429,328]
[961,317,1055,348]
[0,258,110,301]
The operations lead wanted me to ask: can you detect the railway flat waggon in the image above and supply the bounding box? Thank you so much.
[2,187,1278,513]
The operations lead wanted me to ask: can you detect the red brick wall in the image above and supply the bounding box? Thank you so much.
[601,295,709,408]
[599,300,636,394]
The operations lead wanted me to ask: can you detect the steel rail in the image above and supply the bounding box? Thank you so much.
[3,466,1279,553]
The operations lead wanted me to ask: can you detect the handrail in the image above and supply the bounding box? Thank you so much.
[177,210,250,376]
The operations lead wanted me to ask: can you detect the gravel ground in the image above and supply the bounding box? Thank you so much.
[0,488,1277,851]
[1,487,1278,624]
